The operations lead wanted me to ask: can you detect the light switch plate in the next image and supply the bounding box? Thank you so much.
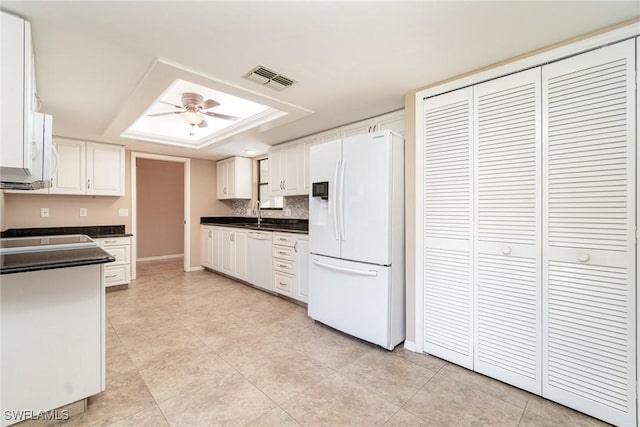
[40,208,49,218]
[118,208,129,217]
[80,208,87,217]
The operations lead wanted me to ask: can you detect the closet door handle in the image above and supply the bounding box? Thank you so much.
[577,253,590,263]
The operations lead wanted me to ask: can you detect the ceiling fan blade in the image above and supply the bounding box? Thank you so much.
[197,119,208,128]
[202,111,240,121]
[158,100,184,109]
[198,99,220,110]
[147,111,180,117]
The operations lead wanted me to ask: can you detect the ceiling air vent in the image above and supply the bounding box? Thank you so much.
[243,65,296,91]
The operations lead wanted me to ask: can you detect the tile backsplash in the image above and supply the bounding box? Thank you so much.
[231,196,309,219]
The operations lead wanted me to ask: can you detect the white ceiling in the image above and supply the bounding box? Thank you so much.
[2,1,639,160]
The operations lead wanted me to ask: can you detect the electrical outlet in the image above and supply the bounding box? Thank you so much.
[40,208,49,218]
[118,208,128,217]
[285,208,292,217]
[246,208,252,216]
[79,208,87,217]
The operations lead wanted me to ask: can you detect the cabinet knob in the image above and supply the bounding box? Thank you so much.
[501,246,512,255]
[577,253,590,263]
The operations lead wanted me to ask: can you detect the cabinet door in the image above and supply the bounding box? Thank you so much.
[221,230,234,276]
[542,40,636,427]
[300,137,318,193]
[341,120,372,138]
[225,158,236,196]
[86,143,124,196]
[295,238,309,302]
[233,231,248,280]
[283,144,299,194]
[269,148,284,195]
[210,227,222,270]
[201,227,212,268]
[216,160,226,199]
[375,110,405,135]
[1,13,32,176]
[473,68,542,394]
[422,87,474,369]
[50,140,86,194]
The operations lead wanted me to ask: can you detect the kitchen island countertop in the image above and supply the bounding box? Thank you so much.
[1,247,114,275]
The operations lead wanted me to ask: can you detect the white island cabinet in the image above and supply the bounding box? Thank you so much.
[1,264,105,426]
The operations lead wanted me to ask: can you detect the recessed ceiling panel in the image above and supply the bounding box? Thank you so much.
[122,79,274,148]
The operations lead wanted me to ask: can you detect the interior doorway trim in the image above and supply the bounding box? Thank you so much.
[130,152,191,279]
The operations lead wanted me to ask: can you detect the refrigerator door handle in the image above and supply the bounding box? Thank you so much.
[312,258,378,277]
[339,159,346,241]
[333,159,341,241]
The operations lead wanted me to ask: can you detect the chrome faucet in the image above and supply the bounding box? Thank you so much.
[254,199,261,226]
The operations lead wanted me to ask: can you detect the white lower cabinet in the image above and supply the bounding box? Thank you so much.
[272,233,309,303]
[94,236,131,287]
[420,39,636,426]
[201,226,308,302]
[207,227,248,281]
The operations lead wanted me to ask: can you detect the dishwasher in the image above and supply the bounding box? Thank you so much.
[247,231,273,291]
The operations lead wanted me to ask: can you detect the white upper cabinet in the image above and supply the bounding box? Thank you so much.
[1,12,34,176]
[217,156,251,199]
[269,111,403,197]
[340,110,405,138]
[269,143,300,196]
[44,139,124,196]
[86,142,124,196]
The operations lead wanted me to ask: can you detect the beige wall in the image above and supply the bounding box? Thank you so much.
[136,158,184,258]
[189,158,232,268]
[3,152,132,231]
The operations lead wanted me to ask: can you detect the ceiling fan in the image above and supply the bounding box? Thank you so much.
[148,92,240,136]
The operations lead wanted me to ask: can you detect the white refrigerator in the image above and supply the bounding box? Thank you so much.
[308,129,405,350]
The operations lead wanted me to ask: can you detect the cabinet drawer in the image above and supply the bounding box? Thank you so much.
[273,233,295,247]
[101,245,129,265]
[273,258,295,274]
[100,237,129,246]
[272,245,295,261]
[104,265,130,286]
[273,272,294,295]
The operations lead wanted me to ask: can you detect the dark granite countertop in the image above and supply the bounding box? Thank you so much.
[1,225,132,239]
[200,216,308,234]
[1,247,115,275]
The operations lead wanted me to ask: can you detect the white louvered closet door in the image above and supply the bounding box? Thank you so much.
[473,68,542,394]
[542,39,636,427]
[423,87,474,369]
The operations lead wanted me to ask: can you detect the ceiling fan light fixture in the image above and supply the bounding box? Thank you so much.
[182,111,203,125]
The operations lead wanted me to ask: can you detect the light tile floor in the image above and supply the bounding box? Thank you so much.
[63,259,609,426]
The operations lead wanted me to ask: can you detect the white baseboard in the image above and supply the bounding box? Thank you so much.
[404,340,418,353]
[189,266,204,272]
[137,254,184,262]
